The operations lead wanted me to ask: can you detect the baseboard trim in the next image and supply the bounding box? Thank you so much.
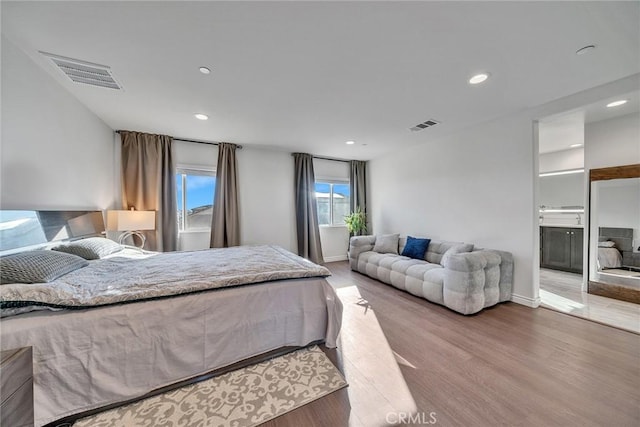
[324,255,348,263]
[511,293,541,308]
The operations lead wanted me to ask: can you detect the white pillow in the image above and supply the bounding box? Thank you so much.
[598,241,616,248]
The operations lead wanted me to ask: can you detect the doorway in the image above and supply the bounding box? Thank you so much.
[536,96,640,334]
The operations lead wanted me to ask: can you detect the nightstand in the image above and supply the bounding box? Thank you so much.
[1,347,34,427]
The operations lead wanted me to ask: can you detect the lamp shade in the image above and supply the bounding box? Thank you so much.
[106,210,155,231]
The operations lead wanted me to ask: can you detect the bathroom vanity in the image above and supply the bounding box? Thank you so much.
[540,225,584,273]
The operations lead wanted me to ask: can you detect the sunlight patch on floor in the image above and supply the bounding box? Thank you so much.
[393,351,417,369]
[335,285,417,427]
[540,289,585,312]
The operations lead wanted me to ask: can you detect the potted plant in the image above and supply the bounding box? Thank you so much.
[344,207,367,236]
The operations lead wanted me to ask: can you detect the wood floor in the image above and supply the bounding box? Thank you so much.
[540,268,640,334]
[265,261,640,427]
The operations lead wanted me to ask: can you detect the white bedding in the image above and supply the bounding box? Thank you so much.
[0,247,342,426]
[598,247,622,269]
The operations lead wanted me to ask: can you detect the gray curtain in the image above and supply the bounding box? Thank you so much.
[210,143,240,248]
[293,153,324,264]
[350,160,367,213]
[120,131,177,252]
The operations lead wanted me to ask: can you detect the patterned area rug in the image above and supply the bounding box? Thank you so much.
[74,345,347,427]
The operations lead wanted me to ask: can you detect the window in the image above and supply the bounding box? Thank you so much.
[176,168,216,232]
[315,182,350,226]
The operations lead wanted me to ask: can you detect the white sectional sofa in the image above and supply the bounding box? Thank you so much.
[348,234,513,315]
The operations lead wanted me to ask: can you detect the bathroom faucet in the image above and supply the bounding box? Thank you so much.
[576,214,581,225]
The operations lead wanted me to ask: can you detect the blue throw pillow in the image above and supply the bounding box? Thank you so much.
[401,236,431,260]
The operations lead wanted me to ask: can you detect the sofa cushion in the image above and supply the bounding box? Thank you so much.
[401,236,431,260]
[389,258,425,290]
[401,264,444,303]
[373,233,400,254]
[425,241,474,264]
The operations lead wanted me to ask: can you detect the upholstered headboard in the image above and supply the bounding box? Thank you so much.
[0,210,105,253]
[599,227,633,252]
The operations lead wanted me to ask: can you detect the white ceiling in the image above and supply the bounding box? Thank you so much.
[2,1,639,160]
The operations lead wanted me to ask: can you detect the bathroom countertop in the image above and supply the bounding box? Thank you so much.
[540,224,584,228]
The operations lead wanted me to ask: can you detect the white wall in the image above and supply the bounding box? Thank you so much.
[318,226,350,261]
[173,139,218,166]
[368,74,640,308]
[313,158,349,181]
[539,173,584,208]
[238,147,297,252]
[539,147,584,173]
[1,36,115,210]
[597,179,640,234]
[369,112,538,306]
[585,113,640,170]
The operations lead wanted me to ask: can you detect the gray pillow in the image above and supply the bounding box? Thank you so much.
[373,233,400,254]
[441,243,474,266]
[0,250,88,284]
[52,237,123,260]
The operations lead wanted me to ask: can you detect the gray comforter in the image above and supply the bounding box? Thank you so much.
[0,245,330,311]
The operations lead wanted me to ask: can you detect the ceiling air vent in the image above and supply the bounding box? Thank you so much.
[40,51,122,90]
[410,119,441,132]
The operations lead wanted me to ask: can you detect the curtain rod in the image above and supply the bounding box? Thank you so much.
[291,153,351,163]
[313,155,350,163]
[115,130,243,149]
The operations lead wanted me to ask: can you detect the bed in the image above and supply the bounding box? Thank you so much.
[0,234,342,426]
[597,242,623,269]
[597,227,634,270]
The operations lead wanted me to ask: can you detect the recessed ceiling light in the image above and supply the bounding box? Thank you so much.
[576,45,596,55]
[199,67,211,74]
[194,113,209,120]
[569,143,583,148]
[469,73,490,85]
[345,140,355,145]
[606,100,627,108]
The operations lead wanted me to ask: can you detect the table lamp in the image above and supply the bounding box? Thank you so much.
[106,208,156,248]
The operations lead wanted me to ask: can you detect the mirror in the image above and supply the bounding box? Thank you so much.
[0,210,106,253]
[539,170,584,226]
[539,171,584,209]
[588,165,640,303]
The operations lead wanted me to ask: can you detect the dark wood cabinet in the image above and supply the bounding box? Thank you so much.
[570,229,583,271]
[541,227,583,273]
